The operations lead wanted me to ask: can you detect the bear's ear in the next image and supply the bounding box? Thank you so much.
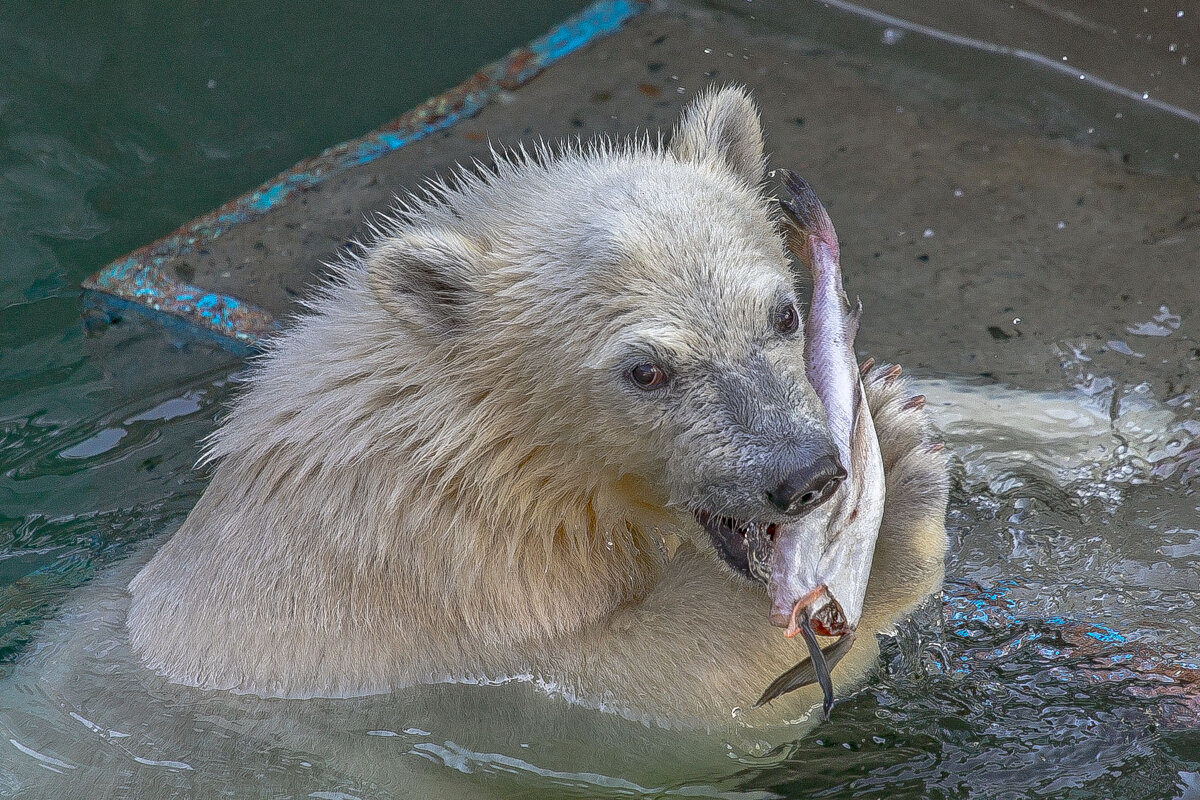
[365,228,479,333]
[670,86,765,185]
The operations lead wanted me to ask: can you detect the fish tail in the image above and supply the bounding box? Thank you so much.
[779,170,838,260]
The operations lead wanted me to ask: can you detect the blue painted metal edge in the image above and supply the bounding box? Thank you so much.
[81,0,650,351]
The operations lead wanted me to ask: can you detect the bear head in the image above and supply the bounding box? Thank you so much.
[363,86,841,593]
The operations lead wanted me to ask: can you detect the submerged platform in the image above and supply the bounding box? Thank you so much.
[81,0,1200,720]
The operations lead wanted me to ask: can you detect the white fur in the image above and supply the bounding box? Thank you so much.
[126,87,949,727]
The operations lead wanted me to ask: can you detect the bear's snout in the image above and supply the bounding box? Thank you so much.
[765,454,845,516]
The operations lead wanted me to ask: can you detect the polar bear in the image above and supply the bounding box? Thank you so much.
[122,86,949,728]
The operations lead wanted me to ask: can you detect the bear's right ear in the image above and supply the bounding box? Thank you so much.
[670,86,765,186]
[365,228,479,334]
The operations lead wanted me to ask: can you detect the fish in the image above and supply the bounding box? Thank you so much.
[755,171,888,714]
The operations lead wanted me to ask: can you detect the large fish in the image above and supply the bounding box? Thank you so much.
[755,172,887,715]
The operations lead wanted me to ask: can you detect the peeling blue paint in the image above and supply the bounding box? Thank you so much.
[249,183,289,212]
[1083,625,1126,644]
[85,259,278,348]
[530,0,638,62]
[80,293,262,358]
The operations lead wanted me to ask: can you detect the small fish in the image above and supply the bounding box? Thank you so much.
[757,172,888,713]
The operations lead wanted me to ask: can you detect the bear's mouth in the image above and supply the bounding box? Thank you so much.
[693,510,779,584]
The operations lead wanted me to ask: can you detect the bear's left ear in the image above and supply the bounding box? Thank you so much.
[670,85,765,185]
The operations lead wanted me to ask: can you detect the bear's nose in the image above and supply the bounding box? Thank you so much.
[766,455,846,516]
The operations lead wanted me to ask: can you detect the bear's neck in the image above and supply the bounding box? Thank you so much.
[422,469,670,647]
[171,427,670,661]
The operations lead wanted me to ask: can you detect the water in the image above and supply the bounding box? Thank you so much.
[2,0,1199,797]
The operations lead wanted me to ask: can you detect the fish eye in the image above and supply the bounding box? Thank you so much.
[629,362,670,390]
[774,300,800,335]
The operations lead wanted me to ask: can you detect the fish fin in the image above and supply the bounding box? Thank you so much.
[845,297,862,341]
[753,632,857,709]
[847,379,868,445]
[842,301,865,436]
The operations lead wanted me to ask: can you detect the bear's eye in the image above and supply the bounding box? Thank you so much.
[629,363,670,390]
[774,301,800,335]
